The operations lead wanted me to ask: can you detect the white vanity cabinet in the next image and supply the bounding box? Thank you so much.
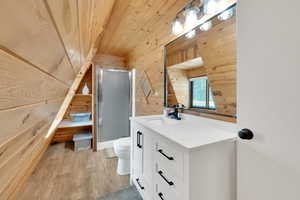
[132,122,155,200]
[131,115,237,200]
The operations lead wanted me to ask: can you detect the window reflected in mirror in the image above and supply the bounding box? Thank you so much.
[190,77,215,109]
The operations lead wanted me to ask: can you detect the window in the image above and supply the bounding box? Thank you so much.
[190,76,216,109]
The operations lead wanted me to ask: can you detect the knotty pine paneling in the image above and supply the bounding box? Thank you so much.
[46,0,82,72]
[0,128,50,200]
[0,50,69,110]
[0,0,114,197]
[98,0,190,57]
[0,0,75,84]
[130,48,165,115]
[0,99,63,148]
[93,54,127,70]
[78,0,116,63]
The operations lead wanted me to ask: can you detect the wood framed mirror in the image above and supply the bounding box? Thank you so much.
[164,3,237,123]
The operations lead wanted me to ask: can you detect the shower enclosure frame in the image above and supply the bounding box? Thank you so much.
[95,67,133,151]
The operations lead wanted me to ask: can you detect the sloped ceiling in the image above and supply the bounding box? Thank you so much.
[98,0,236,59]
[98,0,191,57]
[0,0,115,198]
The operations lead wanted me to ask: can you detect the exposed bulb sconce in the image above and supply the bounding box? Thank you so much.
[184,5,200,29]
[186,30,196,38]
[172,17,183,35]
[203,0,219,15]
[171,0,236,37]
[217,7,234,21]
[199,20,212,31]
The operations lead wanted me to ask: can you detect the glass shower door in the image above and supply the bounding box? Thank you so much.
[96,69,131,143]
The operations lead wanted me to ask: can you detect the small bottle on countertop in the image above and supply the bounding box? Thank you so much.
[163,107,170,117]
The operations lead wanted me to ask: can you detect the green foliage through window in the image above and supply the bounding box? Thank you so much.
[190,77,216,109]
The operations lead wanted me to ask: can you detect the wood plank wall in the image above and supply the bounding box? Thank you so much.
[125,0,194,116]
[0,0,115,198]
[93,53,127,70]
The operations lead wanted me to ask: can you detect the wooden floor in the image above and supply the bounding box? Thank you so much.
[16,143,130,200]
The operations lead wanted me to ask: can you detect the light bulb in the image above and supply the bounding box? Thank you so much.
[172,18,183,35]
[199,21,212,31]
[185,6,199,29]
[186,30,196,38]
[218,8,234,21]
[204,0,219,15]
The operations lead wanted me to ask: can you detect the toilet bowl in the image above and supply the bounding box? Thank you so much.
[113,137,131,175]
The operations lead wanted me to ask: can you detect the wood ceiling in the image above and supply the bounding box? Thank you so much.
[98,0,191,57]
[97,0,236,58]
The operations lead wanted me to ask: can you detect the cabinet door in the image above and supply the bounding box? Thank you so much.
[133,126,143,179]
[141,129,154,197]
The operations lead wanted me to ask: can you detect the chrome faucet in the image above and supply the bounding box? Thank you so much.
[167,104,184,120]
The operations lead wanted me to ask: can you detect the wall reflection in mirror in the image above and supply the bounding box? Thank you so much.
[165,5,236,119]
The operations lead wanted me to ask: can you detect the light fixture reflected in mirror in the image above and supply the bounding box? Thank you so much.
[184,5,199,29]
[186,30,196,38]
[172,17,183,35]
[218,8,234,21]
[203,0,219,15]
[199,20,212,31]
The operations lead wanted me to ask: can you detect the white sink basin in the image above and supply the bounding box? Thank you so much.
[143,117,181,126]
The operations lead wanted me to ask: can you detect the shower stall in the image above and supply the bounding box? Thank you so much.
[96,68,132,150]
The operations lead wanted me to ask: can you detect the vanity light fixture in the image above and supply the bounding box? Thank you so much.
[217,7,234,21]
[184,4,200,29]
[203,0,219,15]
[186,30,196,38]
[199,20,212,31]
[172,17,183,35]
[171,0,236,36]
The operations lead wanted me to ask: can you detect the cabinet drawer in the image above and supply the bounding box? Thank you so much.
[134,177,152,199]
[154,171,183,200]
[155,140,184,178]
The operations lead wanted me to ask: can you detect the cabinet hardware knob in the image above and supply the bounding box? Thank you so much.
[238,128,254,140]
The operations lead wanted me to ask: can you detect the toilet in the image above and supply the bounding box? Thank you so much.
[113,137,131,175]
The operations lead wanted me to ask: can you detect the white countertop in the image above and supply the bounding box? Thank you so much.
[130,114,237,150]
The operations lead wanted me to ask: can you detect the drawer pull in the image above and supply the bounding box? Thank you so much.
[158,170,174,186]
[158,192,164,200]
[158,149,174,160]
[137,131,142,148]
[136,178,145,190]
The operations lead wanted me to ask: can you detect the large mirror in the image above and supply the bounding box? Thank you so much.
[164,4,237,122]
